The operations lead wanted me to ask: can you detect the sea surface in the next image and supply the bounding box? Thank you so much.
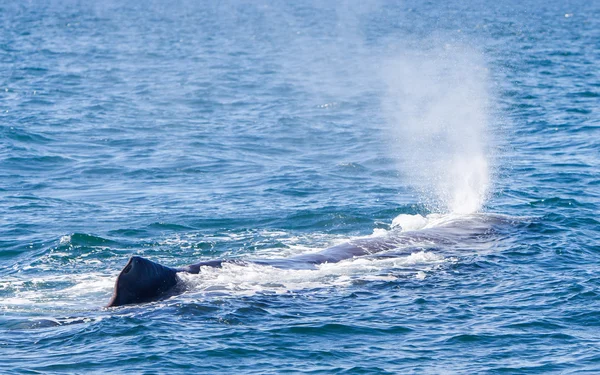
[1,1,599,374]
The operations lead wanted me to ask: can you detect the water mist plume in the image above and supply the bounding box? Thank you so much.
[383,43,491,214]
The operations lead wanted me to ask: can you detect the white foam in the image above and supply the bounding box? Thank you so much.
[0,273,116,310]
[392,214,428,231]
[390,212,505,234]
[4,212,509,309]
[179,249,446,299]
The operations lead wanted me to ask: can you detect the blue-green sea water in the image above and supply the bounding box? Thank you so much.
[1,1,599,373]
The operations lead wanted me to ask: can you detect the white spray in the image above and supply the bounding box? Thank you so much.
[383,43,491,214]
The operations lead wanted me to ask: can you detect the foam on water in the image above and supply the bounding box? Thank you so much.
[1,213,508,309]
[2,215,460,309]
[391,212,499,232]
[175,213,483,299]
[0,273,116,311]
[4,253,446,310]
[391,214,429,231]
[178,249,447,299]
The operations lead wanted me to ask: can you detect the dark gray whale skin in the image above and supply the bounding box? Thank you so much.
[107,256,180,307]
[106,227,454,307]
[106,214,513,307]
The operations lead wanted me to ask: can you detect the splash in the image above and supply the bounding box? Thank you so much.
[383,43,491,214]
[178,250,446,298]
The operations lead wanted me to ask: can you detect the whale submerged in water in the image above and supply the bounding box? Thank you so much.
[107,213,516,307]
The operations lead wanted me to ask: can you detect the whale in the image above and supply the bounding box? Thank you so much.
[107,233,420,307]
[107,213,514,307]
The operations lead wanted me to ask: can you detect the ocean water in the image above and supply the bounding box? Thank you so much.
[1,1,599,373]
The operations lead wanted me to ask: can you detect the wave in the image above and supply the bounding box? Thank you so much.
[0,213,523,311]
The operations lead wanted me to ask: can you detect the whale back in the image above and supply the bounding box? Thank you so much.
[107,256,179,307]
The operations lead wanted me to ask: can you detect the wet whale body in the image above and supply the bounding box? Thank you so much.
[106,231,433,307]
[107,214,513,307]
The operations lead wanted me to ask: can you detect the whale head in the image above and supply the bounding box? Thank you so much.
[107,256,179,307]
